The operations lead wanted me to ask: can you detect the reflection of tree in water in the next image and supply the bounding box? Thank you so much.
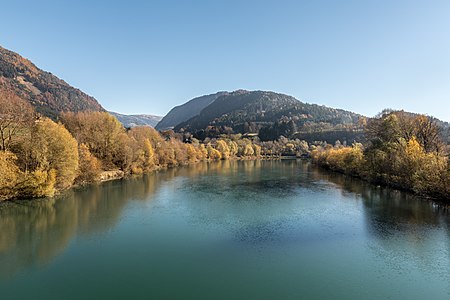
[310,164,450,276]
[1,161,449,280]
[177,160,319,247]
[311,166,449,230]
[0,167,194,278]
[188,160,317,199]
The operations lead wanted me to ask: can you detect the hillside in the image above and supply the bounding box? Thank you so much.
[0,46,104,118]
[155,91,227,130]
[109,112,162,128]
[174,90,364,142]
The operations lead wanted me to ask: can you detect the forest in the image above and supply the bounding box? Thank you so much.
[0,92,262,201]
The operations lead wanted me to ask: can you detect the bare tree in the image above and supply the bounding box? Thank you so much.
[0,90,35,151]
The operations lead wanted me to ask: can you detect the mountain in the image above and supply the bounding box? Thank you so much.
[0,45,104,118]
[174,90,363,142]
[155,91,228,130]
[109,112,162,128]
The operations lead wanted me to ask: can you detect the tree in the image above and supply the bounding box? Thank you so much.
[253,144,261,157]
[413,115,443,153]
[76,143,101,184]
[199,144,208,160]
[216,140,230,159]
[243,144,254,156]
[186,144,199,163]
[61,112,124,167]
[366,111,443,154]
[31,118,79,190]
[228,140,238,156]
[0,91,34,151]
[0,151,21,200]
[206,144,222,160]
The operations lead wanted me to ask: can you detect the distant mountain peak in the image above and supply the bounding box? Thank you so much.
[109,112,162,128]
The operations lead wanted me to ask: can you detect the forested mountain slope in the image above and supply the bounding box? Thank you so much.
[0,46,104,118]
[156,91,227,130]
[174,90,363,141]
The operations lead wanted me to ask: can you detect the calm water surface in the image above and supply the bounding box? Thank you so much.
[0,160,449,299]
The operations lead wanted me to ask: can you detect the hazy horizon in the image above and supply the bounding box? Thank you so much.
[1,0,449,121]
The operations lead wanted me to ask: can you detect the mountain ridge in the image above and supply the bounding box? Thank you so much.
[172,90,364,142]
[155,91,228,130]
[0,45,104,118]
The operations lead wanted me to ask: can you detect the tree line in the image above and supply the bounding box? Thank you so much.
[311,110,450,200]
[0,93,262,201]
[2,91,449,202]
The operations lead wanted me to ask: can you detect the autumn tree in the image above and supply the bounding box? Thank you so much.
[206,144,222,160]
[313,110,450,200]
[228,140,238,156]
[253,144,261,157]
[0,91,34,151]
[61,112,124,168]
[31,118,79,190]
[243,144,254,156]
[0,151,21,200]
[76,143,101,184]
[366,111,443,154]
[216,140,230,159]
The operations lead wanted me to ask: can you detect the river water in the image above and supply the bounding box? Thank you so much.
[0,160,449,299]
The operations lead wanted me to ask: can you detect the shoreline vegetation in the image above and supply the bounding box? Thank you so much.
[1,92,449,203]
[311,110,449,202]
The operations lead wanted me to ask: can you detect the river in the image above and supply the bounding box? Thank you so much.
[0,160,449,299]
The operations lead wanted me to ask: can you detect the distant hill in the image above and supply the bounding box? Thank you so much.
[155,91,227,130]
[0,45,104,118]
[109,112,162,128]
[174,90,364,142]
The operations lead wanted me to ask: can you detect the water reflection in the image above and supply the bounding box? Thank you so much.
[0,160,449,283]
[0,161,260,278]
[0,167,188,278]
[309,163,450,282]
[310,165,449,230]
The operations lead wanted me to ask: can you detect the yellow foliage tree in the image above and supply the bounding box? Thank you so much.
[186,144,199,163]
[76,143,101,184]
[199,144,208,160]
[0,151,21,200]
[206,144,222,160]
[18,169,57,198]
[61,112,124,167]
[216,140,230,159]
[253,144,262,157]
[228,141,238,156]
[32,118,79,190]
[243,144,254,156]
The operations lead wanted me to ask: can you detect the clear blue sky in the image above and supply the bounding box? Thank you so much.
[1,0,449,120]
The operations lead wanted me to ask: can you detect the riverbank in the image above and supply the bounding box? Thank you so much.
[311,144,450,204]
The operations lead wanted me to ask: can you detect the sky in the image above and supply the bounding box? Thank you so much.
[1,0,449,120]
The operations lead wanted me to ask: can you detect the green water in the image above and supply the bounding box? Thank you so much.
[0,160,449,299]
